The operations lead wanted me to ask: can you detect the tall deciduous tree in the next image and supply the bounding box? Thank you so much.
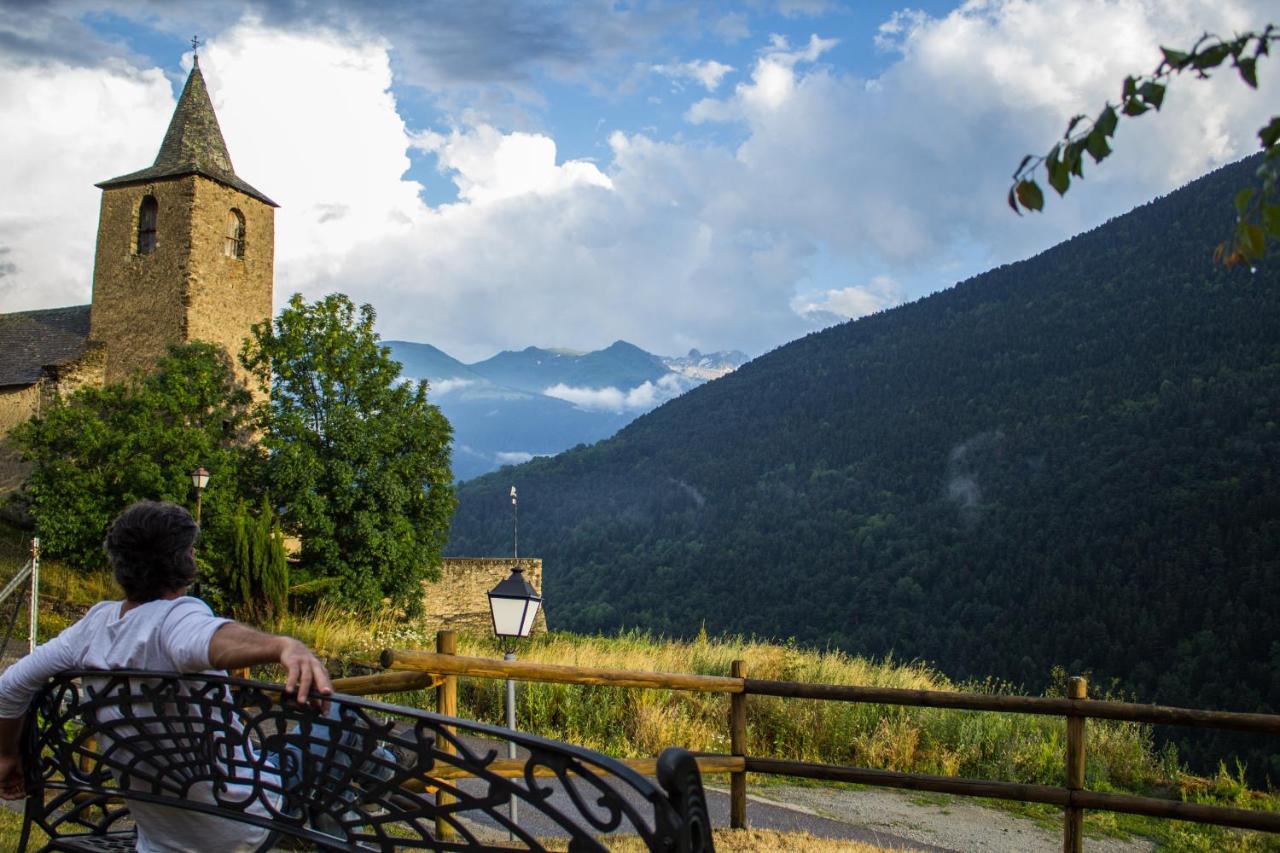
[12,343,260,569]
[242,293,455,608]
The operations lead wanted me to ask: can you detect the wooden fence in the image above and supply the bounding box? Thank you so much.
[355,632,1280,852]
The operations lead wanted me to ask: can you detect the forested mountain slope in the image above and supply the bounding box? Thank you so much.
[447,157,1280,776]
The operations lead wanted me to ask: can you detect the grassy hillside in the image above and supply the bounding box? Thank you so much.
[447,156,1280,779]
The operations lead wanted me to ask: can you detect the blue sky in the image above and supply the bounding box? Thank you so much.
[2,1,1278,361]
[79,3,963,204]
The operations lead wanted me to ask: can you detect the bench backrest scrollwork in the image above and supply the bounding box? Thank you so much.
[21,671,715,852]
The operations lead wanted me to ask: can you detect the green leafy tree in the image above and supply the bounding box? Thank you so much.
[1010,25,1279,266]
[242,293,455,609]
[227,496,289,622]
[12,343,261,569]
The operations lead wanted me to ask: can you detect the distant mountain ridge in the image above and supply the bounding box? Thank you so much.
[446,155,1280,779]
[388,342,479,385]
[385,339,746,480]
[469,341,669,392]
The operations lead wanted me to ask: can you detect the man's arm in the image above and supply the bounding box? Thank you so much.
[208,623,332,705]
[0,615,91,801]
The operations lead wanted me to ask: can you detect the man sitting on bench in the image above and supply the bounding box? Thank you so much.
[0,500,345,852]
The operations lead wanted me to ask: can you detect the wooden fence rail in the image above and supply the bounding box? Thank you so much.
[380,648,742,693]
[377,636,1280,852]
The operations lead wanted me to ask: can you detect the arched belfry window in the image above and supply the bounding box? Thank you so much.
[136,196,157,255]
[224,208,245,259]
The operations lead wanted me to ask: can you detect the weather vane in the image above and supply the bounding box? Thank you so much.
[511,486,519,561]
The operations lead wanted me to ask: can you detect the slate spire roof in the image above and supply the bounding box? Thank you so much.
[96,59,277,207]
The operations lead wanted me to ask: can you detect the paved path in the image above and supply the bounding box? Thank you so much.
[744,785,1155,853]
[447,735,1152,851]
[449,774,938,850]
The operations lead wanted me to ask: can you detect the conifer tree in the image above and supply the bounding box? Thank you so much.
[225,497,289,622]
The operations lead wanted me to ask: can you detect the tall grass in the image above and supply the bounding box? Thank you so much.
[158,595,1166,793]
[442,630,1165,791]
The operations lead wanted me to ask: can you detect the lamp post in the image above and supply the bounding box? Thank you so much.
[190,467,210,526]
[487,565,541,834]
[190,467,210,599]
[487,487,542,836]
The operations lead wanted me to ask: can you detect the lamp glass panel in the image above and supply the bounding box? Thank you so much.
[517,599,541,637]
[490,596,529,637]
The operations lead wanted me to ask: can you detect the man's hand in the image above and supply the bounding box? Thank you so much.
[279,637,332,707]
[0,754,24,800]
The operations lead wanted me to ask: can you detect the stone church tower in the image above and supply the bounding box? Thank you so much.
[89,55,277,385]
[0,56,277,492]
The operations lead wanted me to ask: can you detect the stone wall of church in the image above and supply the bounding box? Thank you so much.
[45,343,107,398]
[421,558,547,637]
[0,385,40,439]
[0,345,105,496]
[90,179,196,384]
[0,346,106,496]
[184,179,274,394]
[0,384,41,495]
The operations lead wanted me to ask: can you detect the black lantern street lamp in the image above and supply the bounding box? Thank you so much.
[190,467,210,526]
[190,467,210,600]
[487,564,541,835]
[487,566,542,643]
[488,485,541,835]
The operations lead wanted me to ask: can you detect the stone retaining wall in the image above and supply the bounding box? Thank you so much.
[422,558,546,637]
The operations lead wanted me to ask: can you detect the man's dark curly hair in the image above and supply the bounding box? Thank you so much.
[103,501,199,602]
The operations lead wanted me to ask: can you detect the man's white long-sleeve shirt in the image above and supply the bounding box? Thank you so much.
[0,597,278,853]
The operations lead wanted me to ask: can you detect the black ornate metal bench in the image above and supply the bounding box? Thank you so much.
[19,671,714,852]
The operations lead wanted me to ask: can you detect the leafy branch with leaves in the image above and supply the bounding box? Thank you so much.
[1010,25,1279,266]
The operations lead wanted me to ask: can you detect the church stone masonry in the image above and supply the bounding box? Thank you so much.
[90,55,277,387]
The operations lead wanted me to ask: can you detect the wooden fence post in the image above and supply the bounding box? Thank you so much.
[436,631,458,840]
[1064,676,1087,853]
[730,659,747,829]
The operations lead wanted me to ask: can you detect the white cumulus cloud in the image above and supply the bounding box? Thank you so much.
[652,59,735,92]
[195,20,427,293]
[688,33,838,121]
[428,378,475,395]
[544,374,692,413]
[792,275,902,323]
[0,59,173,310]
[412,124,611,205]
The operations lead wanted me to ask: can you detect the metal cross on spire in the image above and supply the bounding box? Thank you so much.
[191,35,201,66]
